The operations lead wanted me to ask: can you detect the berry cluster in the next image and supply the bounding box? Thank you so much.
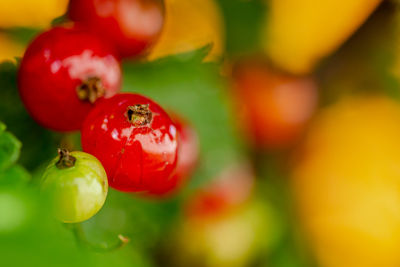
[17,0,199,223]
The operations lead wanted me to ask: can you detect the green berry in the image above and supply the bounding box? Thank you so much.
[41,149,108,223]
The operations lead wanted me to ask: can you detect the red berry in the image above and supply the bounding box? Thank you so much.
[18,24,122,132]
[231,58,318,149]
[146,114,199,197]
[185,164,254,219]
[68,0,165,59]
[81,93,178,192]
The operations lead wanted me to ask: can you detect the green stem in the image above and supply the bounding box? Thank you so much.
[69,223,130,253]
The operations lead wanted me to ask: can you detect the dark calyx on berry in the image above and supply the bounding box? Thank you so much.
[56,148,76,169]
[125,104,153,126]
[76,77,105,104]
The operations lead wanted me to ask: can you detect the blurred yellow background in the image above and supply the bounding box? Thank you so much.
[293,96,400,267]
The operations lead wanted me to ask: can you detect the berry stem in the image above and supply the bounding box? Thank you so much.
[76,77,105,104]
[69,223,130,252]
[125,104,153,126]
[56,148,76,169]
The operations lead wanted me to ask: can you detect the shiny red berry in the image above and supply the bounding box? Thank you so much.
[18,24,122,132]
[68,0,165,59]
[147,114,199,197]
[81,93,178,192]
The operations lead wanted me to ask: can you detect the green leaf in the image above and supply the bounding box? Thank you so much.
[217,0,267,56]
[0,127,21,171]
[0,62,61,170]
[0,121,30,187]
[51,14,68,27]
[0,121,5,132]
[4,27,41,46]
[0,186,148,267]
[81,189,181,250]
[161,43,213,62]
[0,165,30,187]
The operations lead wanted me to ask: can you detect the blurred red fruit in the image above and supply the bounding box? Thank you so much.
[231,58,318,149]
[185,164,254,219]
[69,0,165,59]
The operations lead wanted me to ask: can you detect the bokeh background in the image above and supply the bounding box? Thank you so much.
[2,0,400,266]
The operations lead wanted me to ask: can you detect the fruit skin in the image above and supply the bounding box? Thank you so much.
[146,114,199,197]
[0,0,68,28]
[232,58,317,149]
[262,0,382,74]
[292,96,400,267]
[68,0,165,59]
[81,93,178,193]
[18,25,122,132]
[41,151,108,223]
[147,0,224,61]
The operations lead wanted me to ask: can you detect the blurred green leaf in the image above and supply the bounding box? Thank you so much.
[0,185,150,267]
[0,62,61,171]
[0,165,30,187]
[81,189,181,251]
[0,123,21,171]
[217,0,267,56]
[4,27,41,46]
[253,154,318,267]
[0,121,30,187]
[51,14,68,27]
